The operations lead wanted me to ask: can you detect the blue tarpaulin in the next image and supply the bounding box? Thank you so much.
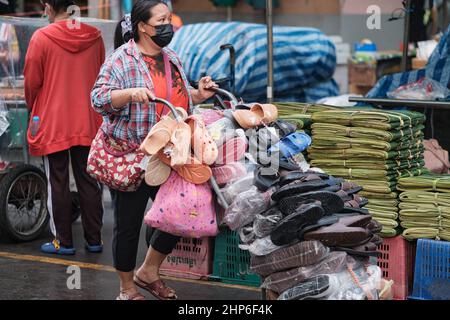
[367,24,450,99]
[169,22,339,102]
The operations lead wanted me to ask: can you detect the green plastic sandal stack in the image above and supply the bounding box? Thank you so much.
[397,175,450,241]
[309,109,427,238]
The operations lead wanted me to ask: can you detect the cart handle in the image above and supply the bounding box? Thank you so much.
[151,97,182,122]
[211,87,239,109]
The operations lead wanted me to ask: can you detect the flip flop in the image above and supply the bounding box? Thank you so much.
[334,215,373,228]
[270,202,325,246]
[169,121,192,166]
[140,117,177,155]
[215,136,247,166]
[345,195,369,209]
[279,171,330,187]
[303,223,370,247]
[186,115,218,165]
[157,148,212,185]
[212,162,247,185]
[253,166,281,192]
[144,154,172,186]
[322,181,363,195]
[278,191,345,216]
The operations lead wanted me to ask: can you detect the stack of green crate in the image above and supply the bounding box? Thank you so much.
[309,109,427,237]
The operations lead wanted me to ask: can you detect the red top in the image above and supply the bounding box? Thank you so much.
[142,53,189,121]
[24,20,105,156]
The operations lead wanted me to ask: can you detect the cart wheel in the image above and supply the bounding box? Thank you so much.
[71,191,81,223]
[0,164,49,242]
[145,226,154,248]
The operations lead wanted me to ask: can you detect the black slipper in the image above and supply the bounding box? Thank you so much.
[271,179,329,202]
[297,215,340,241]
[253,166,280,192]
[270,202,325,246]
[278,191,345,216]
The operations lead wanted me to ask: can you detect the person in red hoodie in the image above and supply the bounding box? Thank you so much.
[24,0,105,255]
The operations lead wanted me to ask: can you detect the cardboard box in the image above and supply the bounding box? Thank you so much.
[348,62,377,87]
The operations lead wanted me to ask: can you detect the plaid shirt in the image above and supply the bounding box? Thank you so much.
[91,39,194,144]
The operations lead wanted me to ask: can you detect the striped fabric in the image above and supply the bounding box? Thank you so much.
[367,24,450,99]
[169,22,339,103]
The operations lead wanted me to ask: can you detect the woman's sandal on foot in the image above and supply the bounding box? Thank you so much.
[134,275,178,300]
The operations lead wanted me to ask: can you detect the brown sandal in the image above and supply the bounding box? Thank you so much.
[134,276,178,300]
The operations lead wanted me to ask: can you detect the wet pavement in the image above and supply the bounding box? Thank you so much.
[0,191,260,300]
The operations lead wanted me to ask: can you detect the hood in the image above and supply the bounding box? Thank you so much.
[40,20,102,53]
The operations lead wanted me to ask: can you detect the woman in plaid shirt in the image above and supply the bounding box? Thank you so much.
[91,0,217,300]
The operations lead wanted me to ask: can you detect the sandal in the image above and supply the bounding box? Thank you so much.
[140,117,177,155]
[134,276,178,300]
[278,191,345,216]
[270,202,325,246]
[253,166,281,192]
[279,171,330,187]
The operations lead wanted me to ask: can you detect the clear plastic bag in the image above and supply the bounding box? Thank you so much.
[223,186,273,230]
[387,77,450,100]
[262,251,348,293]
[326,264,382,300]
[238,225,256,244]
[239,236,283,256]
[277,274,340,300]
[250,240,329,277]
[252,213,283,238]
[0,101,9,137]
[220,171,255,206]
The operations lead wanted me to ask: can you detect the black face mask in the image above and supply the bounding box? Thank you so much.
[146,23,174,48]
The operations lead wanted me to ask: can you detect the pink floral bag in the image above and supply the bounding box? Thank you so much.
[144,171,219,238]
[87,130,146,192]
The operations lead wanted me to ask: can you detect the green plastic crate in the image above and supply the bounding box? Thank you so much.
[211,227,261,287]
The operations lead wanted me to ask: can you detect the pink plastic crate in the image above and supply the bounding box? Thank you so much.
[160,237,213,280]
[377,236,416,300]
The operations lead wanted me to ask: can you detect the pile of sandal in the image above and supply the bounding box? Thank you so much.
[309,109,427,237]
[232,171,389,300]
[239,171,392,300]
[397,174,450,241]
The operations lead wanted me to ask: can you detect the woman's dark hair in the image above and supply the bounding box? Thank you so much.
[114,18,127,49]
[42,0,76,14]
[130,0,166,42]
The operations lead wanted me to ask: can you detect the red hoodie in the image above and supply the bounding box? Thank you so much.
[24,20,105,156]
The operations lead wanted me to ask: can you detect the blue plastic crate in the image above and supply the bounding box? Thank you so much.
[410,239,450,300]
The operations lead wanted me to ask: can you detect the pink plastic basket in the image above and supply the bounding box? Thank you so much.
[160,237,213,280]
[377,236,416,300]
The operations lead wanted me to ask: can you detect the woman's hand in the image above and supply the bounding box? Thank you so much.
[129,88,155,104]
[111,88,155,110]
[192,76,219,104]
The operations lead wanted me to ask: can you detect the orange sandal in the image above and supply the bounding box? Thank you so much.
[134,276,177,300]
[140,117,177,155]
